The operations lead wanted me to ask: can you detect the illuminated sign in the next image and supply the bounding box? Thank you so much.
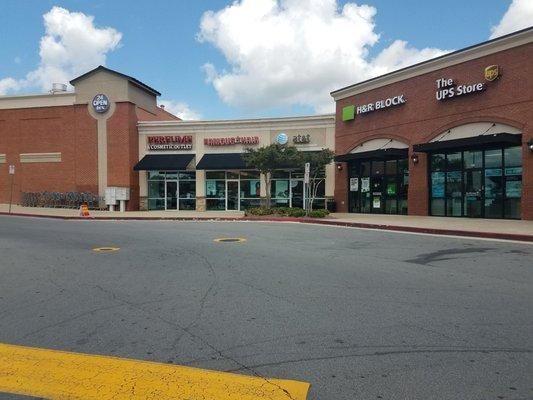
[293,134,311,144]
[148,136,193,150]
[276,133,288,145]
[435,78,485,101]
[92,94,110,113]
[342,94,406,121]
[204,136,259,146]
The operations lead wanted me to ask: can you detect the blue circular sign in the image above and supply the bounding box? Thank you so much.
[276,132,288,145]
[92,93,110,113]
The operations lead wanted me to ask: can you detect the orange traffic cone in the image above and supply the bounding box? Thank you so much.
[79,203,90,218]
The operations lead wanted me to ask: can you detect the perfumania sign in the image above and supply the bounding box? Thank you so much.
[148,136,193,150]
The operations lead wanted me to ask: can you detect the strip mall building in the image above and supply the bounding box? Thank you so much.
[0,27,531,219]
[333,27,532,220]
[0,66,335,212]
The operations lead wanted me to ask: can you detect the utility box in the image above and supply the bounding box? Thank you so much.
[105,187,130,205]
[115,187,130,201]
[105,188,117,206]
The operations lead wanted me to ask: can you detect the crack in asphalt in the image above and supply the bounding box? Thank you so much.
[225,347,533,372]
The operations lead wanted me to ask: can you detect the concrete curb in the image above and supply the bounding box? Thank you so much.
[1,211,532,242]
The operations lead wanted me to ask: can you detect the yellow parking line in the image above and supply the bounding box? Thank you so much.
[0,342,309,400]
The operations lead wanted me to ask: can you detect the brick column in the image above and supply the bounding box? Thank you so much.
[521,128,533,220]
[408,150,429,216]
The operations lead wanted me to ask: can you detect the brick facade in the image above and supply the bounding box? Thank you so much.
[334,43,533,220]
[0,105,98,205]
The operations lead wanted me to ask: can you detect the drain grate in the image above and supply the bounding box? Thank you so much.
[92,247,120,253]
[213,238,246,243]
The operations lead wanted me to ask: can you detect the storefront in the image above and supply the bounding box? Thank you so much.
[332,27,532,220]
[136,115,335,211]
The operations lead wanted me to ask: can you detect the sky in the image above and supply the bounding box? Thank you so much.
[0,0,531,120]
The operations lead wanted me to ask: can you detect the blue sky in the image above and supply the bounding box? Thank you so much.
[0,0,528,119]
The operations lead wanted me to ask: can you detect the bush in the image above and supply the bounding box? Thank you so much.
[246,207,274,216]
[307,209,330,218]
[287,208,306,217]
[245,206,307,217]
[272,207,292,216]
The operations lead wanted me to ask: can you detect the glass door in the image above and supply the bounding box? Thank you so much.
[463,170,483,217]
[226,180,240,211]
[291,179,304,209]
[165,181,178,210]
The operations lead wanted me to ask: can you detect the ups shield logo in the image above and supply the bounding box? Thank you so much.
[484,65,500,81]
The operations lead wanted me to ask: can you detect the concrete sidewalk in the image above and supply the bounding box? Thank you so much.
[1,203,532,242]
[0,204,244,219]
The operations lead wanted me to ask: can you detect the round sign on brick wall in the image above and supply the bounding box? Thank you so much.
[92,94,110,113]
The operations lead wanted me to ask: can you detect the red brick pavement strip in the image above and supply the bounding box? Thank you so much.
[1,211,532,243]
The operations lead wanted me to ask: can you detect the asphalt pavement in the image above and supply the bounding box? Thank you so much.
[0,216,532,400]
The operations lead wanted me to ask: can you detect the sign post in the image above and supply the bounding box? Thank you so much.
[304,162,310,211]
[8,165,15,213]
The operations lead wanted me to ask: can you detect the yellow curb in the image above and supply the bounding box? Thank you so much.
[0,342,309,400]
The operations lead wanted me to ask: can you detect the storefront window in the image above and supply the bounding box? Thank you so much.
[206,170,262,211]
[148,171,196,211]
[271,169,326,209]
[349,158,408,215]
[428,146,522,219]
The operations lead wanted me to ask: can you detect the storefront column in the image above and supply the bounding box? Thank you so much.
[407,150,429,216]
[522,130,533,220]
[334,163,348,212]
[139,170,148,211]
[196,170,206,212]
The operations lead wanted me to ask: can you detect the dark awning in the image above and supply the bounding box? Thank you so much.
[196,153,247,170]
[133,154,195,171]
[335,148,408,162]
[413,133,522,153]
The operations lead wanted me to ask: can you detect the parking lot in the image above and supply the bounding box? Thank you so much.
[0,216,532,399]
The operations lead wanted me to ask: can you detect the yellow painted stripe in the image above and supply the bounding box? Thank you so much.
[0,342,309,400]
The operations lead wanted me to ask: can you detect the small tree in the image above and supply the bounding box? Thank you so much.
[299,149,335,214]
[243,144,300,207]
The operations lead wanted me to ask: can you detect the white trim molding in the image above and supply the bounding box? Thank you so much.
[331,27,533,101]
[138,114,335,135]
[0,154,5,163]
[0,92,75,110]
[20,152,62,163]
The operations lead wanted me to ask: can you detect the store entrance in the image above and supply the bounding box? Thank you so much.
[165,181,178,210]
[226,180,240,211]
[348,158,409,215]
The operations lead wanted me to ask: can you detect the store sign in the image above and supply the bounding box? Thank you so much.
[435,77,486,101]
[293,134,311,144]
[204,136,259,146]
[276,133,289,145]
[342,94,406,121]
[92,94,110,113]
[361,177,370,192]
[148,135,193,150]
[484,65,500,82]
[349,177,358,191]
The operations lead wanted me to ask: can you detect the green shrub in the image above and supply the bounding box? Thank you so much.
[246,207,274,216]
[308,209,330,218]
[287,208,306,217]
[272,207,292,216]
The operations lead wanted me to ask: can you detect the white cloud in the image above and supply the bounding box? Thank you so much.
[0,6,121,95]
[159,100,202,120]
[490,0,533,39]
[198,0,448,113]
